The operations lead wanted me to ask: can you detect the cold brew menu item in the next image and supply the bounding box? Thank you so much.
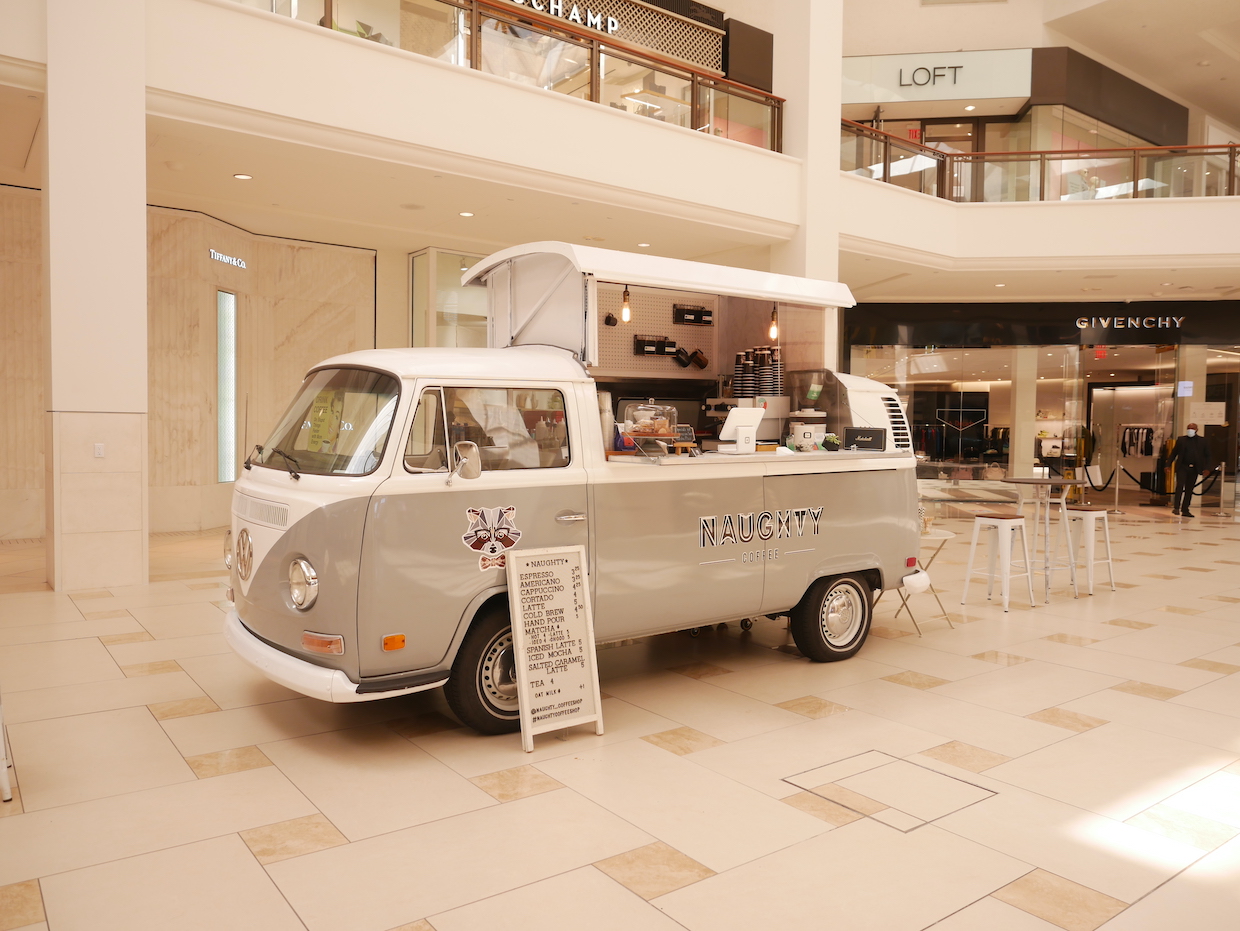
[506,546,604,753]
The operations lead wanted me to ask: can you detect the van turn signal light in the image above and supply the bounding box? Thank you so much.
[906,557,918,567]
[302,631,344,655]
[382,634,406,652]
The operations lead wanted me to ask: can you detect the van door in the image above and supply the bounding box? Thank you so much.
[358,384,588,677]
[588,462,765,640]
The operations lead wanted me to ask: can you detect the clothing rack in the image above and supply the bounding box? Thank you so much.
[1113,422,1163,512]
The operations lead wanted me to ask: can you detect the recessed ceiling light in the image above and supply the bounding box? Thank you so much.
[459,211,475,217]
[964,105,975,111]
[995,283,1006,288]
[1198,60,1211,66]
[637,243,651,247]
[584,235,605,241]
[233,173,253,180]
[1161,282,1173,286]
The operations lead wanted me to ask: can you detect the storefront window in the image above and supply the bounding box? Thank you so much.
[479,15,591,99]
[411,249,488,348]
[599,51,692,128]
[399,0,471,65]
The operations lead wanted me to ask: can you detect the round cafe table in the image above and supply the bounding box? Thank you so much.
[1001,477,1084,602]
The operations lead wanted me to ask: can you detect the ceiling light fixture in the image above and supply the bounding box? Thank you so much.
[637,243,651,248]
[769,307,779,341]
[458,211,474,217]
[621,287,632,323]
[233,173,253,180]
[995,283,1006,288]
[964,105,976,111]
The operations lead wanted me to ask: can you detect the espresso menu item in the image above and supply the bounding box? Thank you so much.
[507,546,604,752]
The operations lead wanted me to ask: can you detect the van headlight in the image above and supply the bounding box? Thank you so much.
[223,530,233,570]
[289,557,318,610]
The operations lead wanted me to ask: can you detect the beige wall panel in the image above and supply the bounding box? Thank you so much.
[0,187,44,539]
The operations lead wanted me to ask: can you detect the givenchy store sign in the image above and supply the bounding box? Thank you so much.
[1076,315,1185,330]
[508,0,620,33]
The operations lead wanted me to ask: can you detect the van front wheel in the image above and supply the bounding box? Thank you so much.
[790,575,872,662]
[445,605,521,734]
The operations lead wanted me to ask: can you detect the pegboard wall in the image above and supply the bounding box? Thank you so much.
[593,285,719,379]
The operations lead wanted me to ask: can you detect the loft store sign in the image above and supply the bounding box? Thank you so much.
[899,65,962,87]
[210,249,246,269]
[507,0,619,33]
[1076,315,1185,330]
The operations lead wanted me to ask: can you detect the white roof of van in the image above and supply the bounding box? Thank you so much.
[463,241,856,308]
[310,346,592,382]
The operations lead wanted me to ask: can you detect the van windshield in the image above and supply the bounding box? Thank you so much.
[255,368,400,476]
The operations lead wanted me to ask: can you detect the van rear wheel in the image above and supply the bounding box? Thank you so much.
[445,605,521,734]
[790,574,872,662]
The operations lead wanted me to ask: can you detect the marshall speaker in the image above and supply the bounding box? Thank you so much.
[844,427,886,451]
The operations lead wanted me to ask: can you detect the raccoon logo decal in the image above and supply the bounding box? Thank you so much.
[461,506,523,570]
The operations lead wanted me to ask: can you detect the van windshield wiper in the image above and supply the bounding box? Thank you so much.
[243,444,263,470]
[270,448,301,480]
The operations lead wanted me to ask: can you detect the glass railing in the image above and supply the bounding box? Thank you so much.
[843,119,1240,202]
[232,0,783,151]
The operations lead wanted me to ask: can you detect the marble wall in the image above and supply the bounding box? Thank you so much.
[0,189,377,539]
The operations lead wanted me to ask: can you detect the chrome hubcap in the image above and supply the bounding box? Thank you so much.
[479,629,518,711]
[821,586,862,646]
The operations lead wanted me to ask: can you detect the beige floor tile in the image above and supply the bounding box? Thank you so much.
[386,922,434,931]
[1202,594,1240,603]
[40,834,305,931]
[604,672,804,742]
[539,739,827,873]
[1180,658,1240,675]
[1043,634,1101,646]
[935,662,1121,717]
[871,807,925,830]
[105,633,230,666]
[918,741,1011,773]
[859,638,999,680]
[121,660,184,677]
[386,712,461,740]
[0,785,21,818]
[1026,708,1109,732]
[786,750,893,789]
[774,696,849,718]
[1142,573,1180,580]
[781,791,866,826]
[641,726,727,755]
[470,764,564,802]
[1097,833,1240,930]
[148,696,221,720]
[1158,604,1203,616]
[0,766,316,886]
[869,626,914,639]
[837,759,994,821]
[914,620,1052,658]
[822,678,1070,759]
[811,782,888,815]
[1009,639,1217,691]
[1159,772,1240,829]
[241,813,350,865]
[1061,689,1240,753]
[1126,803,1240,851]
[935,785,1202,903]
[97,631,153,645]
[82,609,136,621]
[1105,619,1155,630]
[930,896,1063,930]
[984,722,1236,821]
[1110,680,1184,701]
[970,651,1032,665]
[1,672,205,724]
[657,820,1031,931]
[175,652,302,710]
[882,670,950,690]
[0,639,122,692]
[266,789,652,931]
[1090,625,1237,664]
[666,661,731,679]
[593,841,715,899]
[1170,671,1240,718]
[431,866,685,931]
[0,616,146,647]
[0,879,43,931]
[69,590,113,601]
[993,869,1128,931]
[705,655,901,705]
[130,601,225,640]
[260,725,495,841]
[7,706,194,810]
[184,746,274,779]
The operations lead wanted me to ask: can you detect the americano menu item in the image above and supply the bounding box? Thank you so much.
[506,546,604,752]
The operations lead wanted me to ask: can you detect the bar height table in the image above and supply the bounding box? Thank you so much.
[1001,477,1083,603]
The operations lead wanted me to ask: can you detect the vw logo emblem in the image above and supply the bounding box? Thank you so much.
[236,528,254,581]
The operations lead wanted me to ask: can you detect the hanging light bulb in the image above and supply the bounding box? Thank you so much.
[769,307,779,341]
[621,287,631,323]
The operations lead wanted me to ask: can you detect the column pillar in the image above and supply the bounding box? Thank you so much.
[1009,347,1039,478]
[374,248,410,349]
[43,0,149,590]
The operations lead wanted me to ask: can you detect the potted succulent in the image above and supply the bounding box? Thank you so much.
[821,432,841,451]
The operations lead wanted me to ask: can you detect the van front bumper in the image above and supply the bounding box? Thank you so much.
[224,609,446,703]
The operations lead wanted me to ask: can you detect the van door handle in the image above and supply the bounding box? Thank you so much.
[555,512,587,523]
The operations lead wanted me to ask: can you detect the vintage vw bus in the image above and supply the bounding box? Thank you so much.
[224,244,921,733]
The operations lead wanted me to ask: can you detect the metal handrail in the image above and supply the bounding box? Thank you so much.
[841,119,1240,201]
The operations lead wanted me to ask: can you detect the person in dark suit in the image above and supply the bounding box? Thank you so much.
[1167,423,1218,518]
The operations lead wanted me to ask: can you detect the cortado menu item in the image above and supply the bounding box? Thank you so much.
[506,546,604,752]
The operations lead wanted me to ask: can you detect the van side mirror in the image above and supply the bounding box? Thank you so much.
[448,441,482,484]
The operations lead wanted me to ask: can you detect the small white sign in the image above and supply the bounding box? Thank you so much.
[1177,380,1195,398]
[843,48,1032,105]
[506,546,603,753]
[1190,402,1227,425]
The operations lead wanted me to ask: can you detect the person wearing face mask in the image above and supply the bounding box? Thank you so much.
[1167,423,1217,518]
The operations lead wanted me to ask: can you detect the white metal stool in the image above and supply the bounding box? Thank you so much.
[1066,504,1116,595]
[961,511,1036,612]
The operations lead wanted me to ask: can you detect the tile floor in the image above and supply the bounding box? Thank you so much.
[2,512,1240,930]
